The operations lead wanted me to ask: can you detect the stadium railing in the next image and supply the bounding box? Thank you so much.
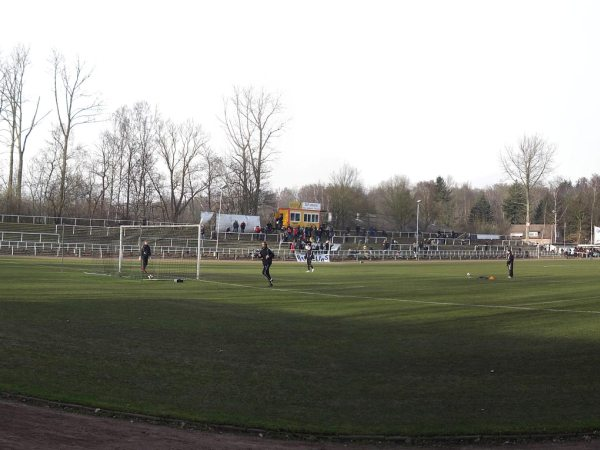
[0,216,561,261]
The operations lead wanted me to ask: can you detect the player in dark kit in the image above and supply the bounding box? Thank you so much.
[140,240,152,276]
[506,248,514,278]
[258,241,275,287]
[305,241,314,272]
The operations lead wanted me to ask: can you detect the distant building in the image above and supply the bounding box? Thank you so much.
[276,201,323,229]
[508,224,555,244]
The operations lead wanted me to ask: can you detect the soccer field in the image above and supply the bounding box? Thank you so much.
[1,256,600,437]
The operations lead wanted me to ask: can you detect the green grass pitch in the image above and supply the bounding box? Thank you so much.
[1,256,600,437]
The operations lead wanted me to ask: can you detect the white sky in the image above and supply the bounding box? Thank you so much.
[2,0,600,191]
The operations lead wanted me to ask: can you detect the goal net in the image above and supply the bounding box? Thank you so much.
[118,224,201,280]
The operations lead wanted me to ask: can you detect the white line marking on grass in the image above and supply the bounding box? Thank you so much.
[517,296,600,307]
[542,265,577,268]
[198,279,600,315]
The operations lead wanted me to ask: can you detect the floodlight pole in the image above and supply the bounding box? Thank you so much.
[415,199,421,260]
[197,220,202,279]
[118,226,124,275]
[215,186,226,259]
[552,209,557,246]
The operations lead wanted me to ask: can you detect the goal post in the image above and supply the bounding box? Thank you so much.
[118,224,202,279]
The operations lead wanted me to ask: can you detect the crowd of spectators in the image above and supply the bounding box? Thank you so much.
[282,223,334,253]
[568,246,600,258]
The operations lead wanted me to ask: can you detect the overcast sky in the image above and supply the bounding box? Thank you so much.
[2,0,600,191]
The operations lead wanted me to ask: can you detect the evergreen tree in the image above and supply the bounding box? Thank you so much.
[533,195,552,224]
[434,176,452,202]
[433,176,453,227]
[469,194,493,224]
[502,183,526,224]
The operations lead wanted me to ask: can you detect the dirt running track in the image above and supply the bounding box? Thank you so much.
[2,398,600,450]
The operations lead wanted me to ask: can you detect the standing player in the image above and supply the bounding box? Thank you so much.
[305,240,314,272]
[258,241,274,287]
[140,240,152,278]
[506,248,514,278]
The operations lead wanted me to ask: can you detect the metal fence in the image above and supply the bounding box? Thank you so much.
[0,239,565,262]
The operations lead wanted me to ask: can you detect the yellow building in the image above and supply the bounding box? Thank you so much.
[276,201,322,229]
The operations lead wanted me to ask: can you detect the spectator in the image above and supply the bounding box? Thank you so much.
[233,220,239,233]
[240,221,246,233]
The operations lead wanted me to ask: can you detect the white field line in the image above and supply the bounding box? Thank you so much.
[198,279,600,316]
[516,296,600,307]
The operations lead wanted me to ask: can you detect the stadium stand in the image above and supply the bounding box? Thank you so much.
[0,214,551,261]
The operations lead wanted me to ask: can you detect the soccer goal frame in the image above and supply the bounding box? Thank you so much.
[118,223,202,279]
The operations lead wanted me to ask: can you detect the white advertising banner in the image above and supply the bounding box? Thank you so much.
[301,202,321,211]
[200,212,214,223]
[294,252,330,263]
[594,226,600,244]
[216,214,261,232]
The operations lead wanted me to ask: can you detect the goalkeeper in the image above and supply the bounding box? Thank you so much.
[140,240,152,275]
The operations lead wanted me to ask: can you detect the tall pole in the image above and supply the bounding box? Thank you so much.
[196,220,202,279]
[215,189,223,259]
[118,225,123,275]
[416,199,421,259]
[552,209,557,245]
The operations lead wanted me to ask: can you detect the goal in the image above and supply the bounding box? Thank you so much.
[118,224,202,279]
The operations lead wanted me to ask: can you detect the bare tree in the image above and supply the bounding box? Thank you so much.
[153,119,209,222]
[26,129,61,214]
[51,51,102,216]
[275,187,299,210]
[0,46,49,212]
[589,175,600,243]
[326,164,366,230]
[413,180,437,232]
[453,182,477,230]
[297,183,328,210]
[501,134,555,240]
[376,175,414,230]
[26,126,85,216]
[105,106,133,219]
[197,145,225,214]
[222,86,284,215]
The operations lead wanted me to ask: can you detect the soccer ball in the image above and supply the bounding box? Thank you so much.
[147,274,154,279]
[466,272,470,277]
